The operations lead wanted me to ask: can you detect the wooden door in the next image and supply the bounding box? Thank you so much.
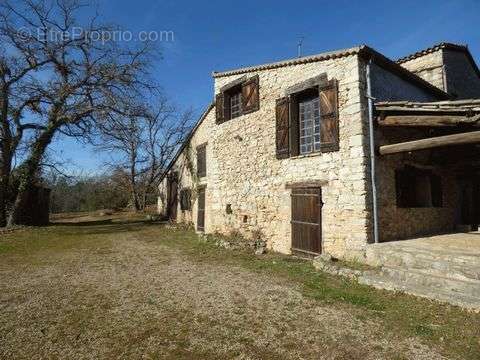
[197,187,205,231]
[167,172,178,221]
[291,187,322,255]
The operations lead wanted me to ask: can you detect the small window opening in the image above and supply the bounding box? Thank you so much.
[395,166,443,208]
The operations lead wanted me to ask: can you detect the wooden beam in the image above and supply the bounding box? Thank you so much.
[378,114,480,127]
[379,130,480,155]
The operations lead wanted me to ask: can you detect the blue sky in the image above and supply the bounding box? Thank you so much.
[54,0,480,173]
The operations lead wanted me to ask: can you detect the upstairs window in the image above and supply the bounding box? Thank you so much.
[196,144,207,178]
[275,76,339,159]
[395,166,443,208]
[216,75,259,124]
[299,95,321,154]
[228,87,242,119]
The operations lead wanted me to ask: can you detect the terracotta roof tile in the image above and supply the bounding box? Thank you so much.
[396,42,468,63]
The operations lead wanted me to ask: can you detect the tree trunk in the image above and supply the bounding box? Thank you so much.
[0,159,11,227]
[7,127,55,227]
[132,192,141,212]
[0,85,11,227]
[128,148,141,212]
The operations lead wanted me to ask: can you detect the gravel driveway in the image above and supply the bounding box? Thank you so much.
[0,218,461,359]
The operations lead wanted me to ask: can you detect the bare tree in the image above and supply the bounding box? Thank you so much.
[99,96,192,211]
[0,0,156,226]
[0,1,55,226]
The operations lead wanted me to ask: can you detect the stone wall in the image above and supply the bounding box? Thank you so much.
[398,51,446,91]
[398,48,480,99]
[370,62,438,102]
[443,50,480,99]
[375,127,458,242]
[159,48,468,259]
[158,107,214,227]
[160,54,372,260]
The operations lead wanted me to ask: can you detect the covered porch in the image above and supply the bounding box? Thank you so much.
[374,99,480,242]
[358,100,480,309]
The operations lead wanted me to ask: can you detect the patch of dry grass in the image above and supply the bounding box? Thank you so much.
[0,213,478,359]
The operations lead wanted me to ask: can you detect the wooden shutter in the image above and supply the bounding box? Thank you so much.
[319,79,339,152]
[223,91,232,121]
[215,93,224,124]
[275,97,290,159]
[197,145,206,177]
[242,75,259,114]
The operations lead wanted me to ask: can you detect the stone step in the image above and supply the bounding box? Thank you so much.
[359,267,480,309]
[365,245,480,281]
[382,267,480,297]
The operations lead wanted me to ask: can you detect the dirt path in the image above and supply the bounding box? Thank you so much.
[0,223,449,360]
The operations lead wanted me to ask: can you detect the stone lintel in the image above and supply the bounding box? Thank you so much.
[220,75,247,92]
[285,73,328,96]
[285,180,328,189]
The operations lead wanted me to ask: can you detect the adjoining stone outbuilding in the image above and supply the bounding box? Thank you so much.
[158,42,480,262]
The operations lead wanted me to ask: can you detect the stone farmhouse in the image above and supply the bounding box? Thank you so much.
[158,42,480,264]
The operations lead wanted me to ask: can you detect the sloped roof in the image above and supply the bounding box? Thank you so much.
[212,46,364,77]
[213,45,450,100]
[396,42,468,63]
[396,42,480,79]
[159,103,214,182]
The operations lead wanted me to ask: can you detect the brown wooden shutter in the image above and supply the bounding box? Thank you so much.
[319,79,339,152]
[215,93,224,124]
[223,91,231,121]
[197,145,206,177]
[242,75,259,114]
[275,97,290,159]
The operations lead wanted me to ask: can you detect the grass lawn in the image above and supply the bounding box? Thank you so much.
[0,212,479,359]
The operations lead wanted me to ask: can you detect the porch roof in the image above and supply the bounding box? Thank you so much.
[376,99,480,155]
[376,99,480,127]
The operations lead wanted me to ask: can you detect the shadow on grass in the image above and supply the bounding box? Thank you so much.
[46,218,168,237]
[51,217,167,227]
[51,219,114,226]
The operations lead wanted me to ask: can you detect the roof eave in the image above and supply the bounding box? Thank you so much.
[212,46,365,78]
[358,46,451,101]
[158,103,215,183]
